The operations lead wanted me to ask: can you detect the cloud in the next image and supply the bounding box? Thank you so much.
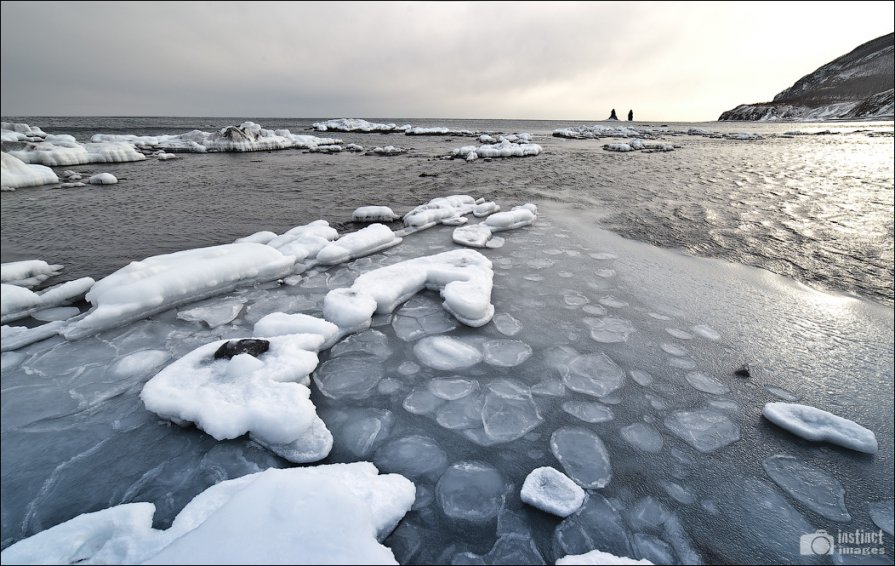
[2,1,893,120]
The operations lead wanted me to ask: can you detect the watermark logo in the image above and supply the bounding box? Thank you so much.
[800,529,887,557]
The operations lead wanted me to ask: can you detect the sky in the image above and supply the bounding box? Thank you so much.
[1,1,893,122]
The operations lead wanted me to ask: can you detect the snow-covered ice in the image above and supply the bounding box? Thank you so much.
[88,173,118,185]
[414,336,482,370]
[1,260,64,288]
[352,206,399,222]
[556,549,654,565]
[141,334,332,463]
[451,140,542,159]
[520,466,586,517]
[8,133,144,166]
[0,463,414,565]
[762,402,878,454]
[313,118,407,133]
[1,152,59,189]
[1,277,94,324]
[316,224,401,265]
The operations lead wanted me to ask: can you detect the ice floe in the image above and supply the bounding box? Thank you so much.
[64,243,296,339]
[664,409,740,452]
[436,461,507,522]
[323,249,493,330]
[620,423,664,453]
[352,206,399,222]
[0,152,59,189]
[1,121,47,141]
[1,259,64,288]
[414,336,483,370]
[520,466,586,517]
[869,500,894,536]
[367,146,408,156]
[312,118,408,133]
[762,402,878,453]
[551,427,612,488]
[0,463,414,565]
[92,122,342,153]
[451,140,542,159]
[9,135,145,167]
[403,195,476,231]
[762,454,850,521]
[141,334,332,463]
[452,205,537,248]
[561,352,625,398]
[1,277,94,324]
[316,224,401,265]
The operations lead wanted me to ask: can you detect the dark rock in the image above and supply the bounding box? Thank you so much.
[734,364,751,378]
[608,108,619,120]
[214,339,270,360]
[628,110,634,121]
[419,172,439,178]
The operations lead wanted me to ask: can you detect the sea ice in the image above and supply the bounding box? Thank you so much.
[0,152,59,189]
[316,224,401,265]
[141,335,332,463]
[620,423,664,453]
[314,356,384,400]
[556,549,654,565]
[1,277,94,324]
[428,378,477,400]
[561,353,625,398]
[762,402,878,454]
[550,427,612,489]
[473,201,500,217]
[414,336,482,370]
[868,501,894,536]
[323,249,494,329]
[436,461,507,522]
[553,494,633,560]
[9,135,145,166]
[585,316,635,343]
[373,435,448,481]
[452,224,493,248]
[664,409,740,453]
[520,466,586,517]
[762,454,850,521]
[0,463,414,565]
[482,339,532,367]
[88,173,118,185]
[403,195,475,231]
[1,260,64,287]
[451,140,542,159]
[492,312,523,336]
[31,306,80,322]
[253,312,338,346]
[562,400,615,423]
[177,297,245,328]
[483,207,537,232]
[685,372,730,395]
[64,243,296,340]
[352,206,399,222]
[481,379,543,442]
[312,118,406,133]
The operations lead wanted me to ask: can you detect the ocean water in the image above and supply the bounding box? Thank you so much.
[0,117,893,564]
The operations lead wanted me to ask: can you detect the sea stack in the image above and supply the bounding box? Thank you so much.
[608,108,618,120]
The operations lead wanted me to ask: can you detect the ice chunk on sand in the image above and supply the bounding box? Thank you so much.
[521,466,586,517]
[451,140,542,159]
[562,352,625,398]
[352,206,399,222]
[436,461,507,522]
[65,243,296,339]
[551,427,612,488]
[762,454,850,521]
[1,277,94,324]
[316,224,401,265]
[414,336,482,370]
[141,335,331,463]
[88,173,118,185]
[762,402,877,454]
[1,259,64,287]
[323,249,494,329]
[664,409,740,453]
[0,463,414,566]
[1,152,59,189]
[556,549,654,565]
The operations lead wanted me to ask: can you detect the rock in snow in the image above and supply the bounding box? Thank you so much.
[0,463,415,565]
[762,402,878,454]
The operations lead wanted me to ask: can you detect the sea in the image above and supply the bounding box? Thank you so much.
[1,117,893,564]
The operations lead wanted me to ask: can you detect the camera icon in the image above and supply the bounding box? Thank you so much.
[800,530,835,555]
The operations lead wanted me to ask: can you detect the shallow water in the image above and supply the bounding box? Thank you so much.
[1,117,893,306]
[1,118,893,563]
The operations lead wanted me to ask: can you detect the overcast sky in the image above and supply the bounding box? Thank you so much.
[2,1,893,121]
